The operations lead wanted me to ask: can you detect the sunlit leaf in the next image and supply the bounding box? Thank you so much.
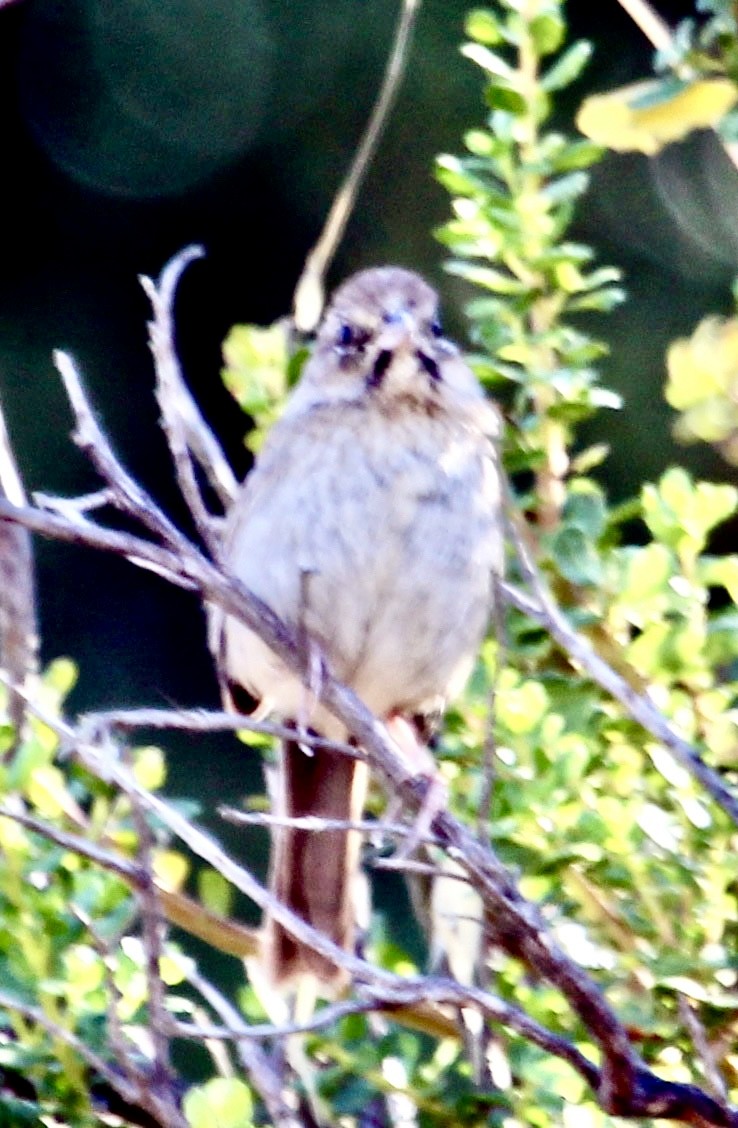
[577,76,738,154]
[152,849,189,892]
[132,744,166,790]
[198,868,234,918]
[184,1078,254,1128]
[465,9,503,45]
[221,321,289,416]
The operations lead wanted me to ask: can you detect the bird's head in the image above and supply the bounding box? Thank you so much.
[290,266,488,420]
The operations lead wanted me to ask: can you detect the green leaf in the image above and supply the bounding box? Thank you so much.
[198,868,234,918]
[463,128,496,156]
[542,171,590,204]
[530,13,566,56]
[541,40,593,91]
[484,82,529,116]
[497,679,549,734]
[445,260,528,293]
[549,138,605,171]
[42,657,78,698]
[464,9,503,46]
[570,443,610,474]
[132,745,166,790]
[567,286,627,312]
[643,469,738,553]
[220,321,289,416]
[184,1078,254,1128]
[577,75,738,154]
[63,945,104,996]
[621,543,673,603]
[562,485,606,539]
[551,526,602,585]
[699,554,738,601]
[660,977,738,1008]
[435,155,493,196]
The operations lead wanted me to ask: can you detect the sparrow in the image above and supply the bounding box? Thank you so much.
[210,266,503,989]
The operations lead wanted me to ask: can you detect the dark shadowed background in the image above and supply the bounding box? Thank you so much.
[1,0,737,1002]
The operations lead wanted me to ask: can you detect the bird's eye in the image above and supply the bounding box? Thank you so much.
[430,318,443,338]
[336,323,370,351]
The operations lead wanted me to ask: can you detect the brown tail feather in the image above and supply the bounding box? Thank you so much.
[265,738,367,987]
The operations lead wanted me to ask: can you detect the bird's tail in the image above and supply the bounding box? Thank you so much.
[265,738,368,988]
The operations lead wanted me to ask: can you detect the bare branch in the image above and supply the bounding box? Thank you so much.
[678,995,730,1107]
[0,394,38,732]
[503,512,738,828]
[126,746,175,1084]
[0,800,143,885]
[0,985,189,1128]
[77,703,359,758]
[219,807,421,839]
[184,967,303,1128]
[615,0,674,55]
[53,349,194,556]
[141,245,237,551]
[34,486,115,519]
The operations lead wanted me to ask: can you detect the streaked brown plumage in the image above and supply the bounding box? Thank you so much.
[210,266,503,987]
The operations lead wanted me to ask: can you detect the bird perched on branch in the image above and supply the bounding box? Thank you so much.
[210,266,503,990]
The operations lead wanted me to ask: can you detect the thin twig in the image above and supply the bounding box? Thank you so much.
[0,496,198,589]
[141,246,237,551]
[292,0,422,331]
[503,510,738,827]
[77,704,359,758]
[167,971,599,1091]
[53,350,196,559]
[0,801,143,884]
[126,745,175,1090]
[170,998,384,1043]
[678,995,730,1106]
[34,487,115,520]
[615,0,674,54]
[185,968,302,1128]
[219,807,425,839]
[0,985,188,1128]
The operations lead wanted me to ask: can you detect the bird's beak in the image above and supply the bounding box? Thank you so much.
[375,309,417,353]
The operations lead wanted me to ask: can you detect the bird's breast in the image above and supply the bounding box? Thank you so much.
[220,403,501,725]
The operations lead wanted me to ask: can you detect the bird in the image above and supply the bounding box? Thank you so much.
[209,265,503,990]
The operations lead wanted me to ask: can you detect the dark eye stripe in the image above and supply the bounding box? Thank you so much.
[417,351,441,382]
[366,349,393,389]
